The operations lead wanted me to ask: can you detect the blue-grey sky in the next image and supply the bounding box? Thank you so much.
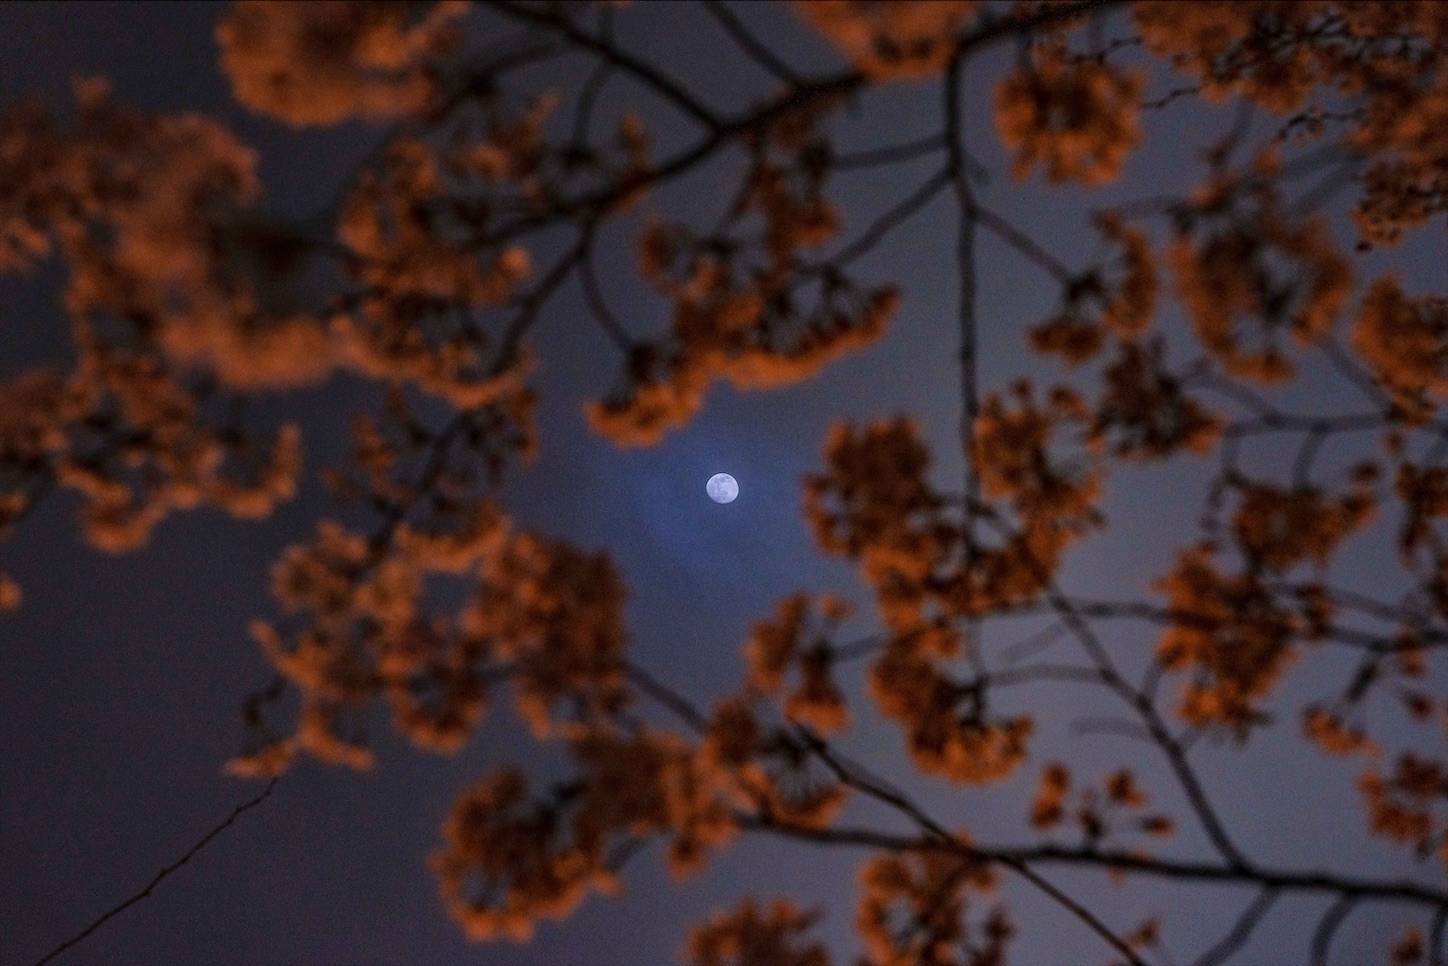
[2,3,1444,964]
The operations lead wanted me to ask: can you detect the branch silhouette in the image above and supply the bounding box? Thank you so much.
[31,779,279,966]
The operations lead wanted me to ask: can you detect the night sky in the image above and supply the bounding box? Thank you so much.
[2,3,1444,964]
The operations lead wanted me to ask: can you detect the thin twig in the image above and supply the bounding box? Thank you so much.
[1309,894,1356,966]
[819,169,951,270]
[1000,859,1147,966]
[623,661,709,733]
[739,817,1448,909]
[970,200,1075,283]
[487,0,723,131]
[32,779,280,966]
[945,49,988,680]
[1192,887,1280,966]
[579,242,636,351]
[701,0,799,85]
[793,726,1144,964]
[834,133,949,171]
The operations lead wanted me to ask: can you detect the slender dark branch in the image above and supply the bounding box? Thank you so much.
[1293,425,1328,485]
[31,779,280,966]
[738,817,1448,909]
[623,661,709,734]
[1309,894,1356,966]
[571,59,612,146]
[579,243,635,351]
[793,727,1143,965]
[497,231,594,360]
[1319,335,1392,409]
[1071,717,1158,743]
[486,0,723,130]
[818,169,951,270]
[1000,859,1146,966]
[969,200,1075,283]
[944,47,989,684]
[1290,160,1360,218]
[793,726,952,842]
[603,835,651,876]
[1001,621,1070,664]
[988,663,1108,688]
[945,53,981,526]
[701,0,799,85]
[834,133,949,171]
[1143,84,1204,110]
[1192,887,1280,966]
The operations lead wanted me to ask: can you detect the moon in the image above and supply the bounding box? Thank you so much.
[706,472,739,504]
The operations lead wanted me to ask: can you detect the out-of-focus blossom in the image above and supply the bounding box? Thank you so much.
[744,593,853,733]
[217,1,469,126]
[1171,183,1350,383]
[588,106,898,445]
[796,1,978,81]
[1155,545,1319,730]
[1353,278,1448,417]
[1137,0,1448,246]
[995,48,1143,185]
[857,846,1010,966]
[1360,753,1448,869]
[685,898,830,966]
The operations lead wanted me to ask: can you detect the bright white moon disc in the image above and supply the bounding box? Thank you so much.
[706,473,739,504]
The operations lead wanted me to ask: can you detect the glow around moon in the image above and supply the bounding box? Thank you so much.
[706,473,739,504]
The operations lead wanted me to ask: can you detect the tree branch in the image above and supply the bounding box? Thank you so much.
[31,779,280,966]
[1192,887,1279,966]
[485,0,724,131]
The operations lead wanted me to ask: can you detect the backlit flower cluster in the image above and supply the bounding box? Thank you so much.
[1352,278,1448,419]
[1229,479,1374,573]
[217,0,468,126]
[685,898,830,966]
[857,846,1011,966]
[1155,544,1326,731]
[795,1,978,81]
[1135,0,1448,246]
[1029,762,1175,846]
[0,79,340,392]
[432,722,837,942]
[805,415,1069,784]
[995,46,1144,186]
[335,137,538,408]
[230,507,630,774]
[587,106,899,445]
[1027,213,1158,364]
[744,593,854,733]
[0,357,300,564]
[1089,339,1220,461]
[1393,461,1448,618]
[1170,179,1350,383]
[1360,753,1448,870]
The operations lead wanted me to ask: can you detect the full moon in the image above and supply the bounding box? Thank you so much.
[706,473,739,504]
